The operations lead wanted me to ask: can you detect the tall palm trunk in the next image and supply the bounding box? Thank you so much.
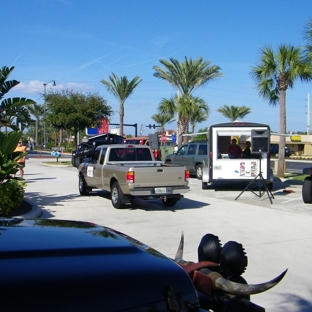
[178,116,189,146]
[119,102,124,136]
[277,89,286,177]
[35,118,39,146]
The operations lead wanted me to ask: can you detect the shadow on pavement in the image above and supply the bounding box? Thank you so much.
[95,190,209,211]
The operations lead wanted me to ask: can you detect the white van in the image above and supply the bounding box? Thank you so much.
[202,122,273,189]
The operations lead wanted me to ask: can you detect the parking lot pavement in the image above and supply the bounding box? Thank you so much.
[23,158,312,312]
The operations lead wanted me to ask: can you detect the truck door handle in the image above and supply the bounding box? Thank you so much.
[157,169,163,172]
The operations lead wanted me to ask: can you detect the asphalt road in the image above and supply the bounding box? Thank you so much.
[22,158,312,312]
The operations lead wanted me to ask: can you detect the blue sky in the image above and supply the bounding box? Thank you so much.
[3,0,312,135]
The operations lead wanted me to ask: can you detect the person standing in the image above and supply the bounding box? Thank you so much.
[13,141,27,178]
[153,148,162,161]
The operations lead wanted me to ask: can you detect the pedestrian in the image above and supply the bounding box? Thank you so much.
[153,148,162,161]
[13,141,27,178]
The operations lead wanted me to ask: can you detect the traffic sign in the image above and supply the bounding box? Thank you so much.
[161,133,167,143]
[171,133,176,143]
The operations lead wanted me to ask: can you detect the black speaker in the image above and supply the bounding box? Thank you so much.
[251,129,269,153]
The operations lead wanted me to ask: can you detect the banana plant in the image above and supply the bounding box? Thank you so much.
[0,128,25,182]
[0,66,35,130]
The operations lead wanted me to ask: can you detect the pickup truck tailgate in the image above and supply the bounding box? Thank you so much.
[131,165,188,187]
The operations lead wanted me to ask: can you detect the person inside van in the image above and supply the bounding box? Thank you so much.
[242,141,251,158]
[227,138,242,159]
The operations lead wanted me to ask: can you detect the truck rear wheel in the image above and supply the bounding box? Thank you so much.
[79,175,91,196]
[302,177,312,203]
[111,182,125,209]
[162,198,178,207]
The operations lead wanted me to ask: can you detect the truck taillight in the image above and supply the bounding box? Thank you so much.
[185,170,190,180]
[209,152,213,158]
[126,171,134,183]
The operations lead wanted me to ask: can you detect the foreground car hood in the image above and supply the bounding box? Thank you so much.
[0,218,199,311]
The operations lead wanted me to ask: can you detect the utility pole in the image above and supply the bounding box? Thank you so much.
[307,93,310,134]
[43,80,56,145]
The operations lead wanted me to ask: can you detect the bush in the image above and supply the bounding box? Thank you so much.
[0,179,26,216]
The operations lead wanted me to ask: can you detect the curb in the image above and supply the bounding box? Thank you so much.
[16,198,42,218]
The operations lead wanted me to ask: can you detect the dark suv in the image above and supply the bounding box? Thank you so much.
[72,133,124,167]
[165,141,208,179]
[269,144,291,157]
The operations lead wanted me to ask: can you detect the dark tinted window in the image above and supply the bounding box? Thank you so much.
[198,144,207,155]
[100,148,107,164]
[187,144,197,155]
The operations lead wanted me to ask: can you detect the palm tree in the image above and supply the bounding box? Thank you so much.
[189,97,209,133]
[153,57,222,146]
[28,103,46,146]
[251,44,312,177]
[0,66,34,131]
[101,73,142,136]
[216,105,251,121]
[151,112,174,134]
[303,18,312,58]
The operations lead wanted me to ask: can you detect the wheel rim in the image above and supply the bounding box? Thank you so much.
[112,187,118,204]
[197,166,202,178]
[79,177,83,191]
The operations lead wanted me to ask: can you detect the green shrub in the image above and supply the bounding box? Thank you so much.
[0,179,26,216]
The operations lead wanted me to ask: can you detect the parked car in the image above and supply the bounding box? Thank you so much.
[0,217,286,311]
[269,144,291,157]
[165,141,208,179]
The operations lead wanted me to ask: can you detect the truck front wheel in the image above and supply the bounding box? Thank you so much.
[79,175,91,196]
[162,198,178,207]
[302,177,312,203]
[111,182,125,209]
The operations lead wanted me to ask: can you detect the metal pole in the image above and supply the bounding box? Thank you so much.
[43,83,47,145]
[307,93,310,134]
[43,80,56,147]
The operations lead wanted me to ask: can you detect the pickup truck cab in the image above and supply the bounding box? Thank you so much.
[78,144,190,208]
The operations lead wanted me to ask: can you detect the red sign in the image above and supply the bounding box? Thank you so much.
[98,118,109,134]
[161,133,167,143]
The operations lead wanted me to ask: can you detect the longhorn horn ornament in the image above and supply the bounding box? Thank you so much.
[174,231,184,262]
[174,232,287,296]
[200,267,288,296]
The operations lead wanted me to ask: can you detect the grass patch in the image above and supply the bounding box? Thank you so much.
[42,161,72,166]
[286,174,309,181]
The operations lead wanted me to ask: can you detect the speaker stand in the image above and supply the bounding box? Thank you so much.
[235,156,274,204]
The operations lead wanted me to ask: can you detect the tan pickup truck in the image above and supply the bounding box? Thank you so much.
[78,144,190,208]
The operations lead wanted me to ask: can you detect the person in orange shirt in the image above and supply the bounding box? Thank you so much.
[13,141,27,178]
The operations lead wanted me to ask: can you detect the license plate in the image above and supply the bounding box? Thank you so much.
[155,187,166,194]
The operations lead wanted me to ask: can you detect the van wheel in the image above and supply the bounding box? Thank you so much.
[196,164,203,179]
[302,177,312,203]
[111,182,125,209]
[79,175,91,196]
[162,198,178,207]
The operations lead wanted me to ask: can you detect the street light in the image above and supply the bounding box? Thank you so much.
[43,80,56,146]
